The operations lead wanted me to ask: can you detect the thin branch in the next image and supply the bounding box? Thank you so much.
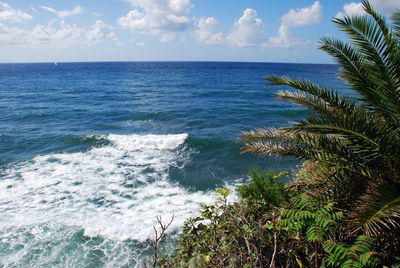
[149,215,174,268]
[269,213,278,268]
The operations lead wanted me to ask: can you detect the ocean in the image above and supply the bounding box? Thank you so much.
[0,62,346,267]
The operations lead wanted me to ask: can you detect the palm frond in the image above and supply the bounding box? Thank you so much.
[392,9,400,38]
[333,4,400,123]
[333,15,395,87]
[318,37,379,102]
[267,75,356,114]
[265,77,400,153]
[240,2,400,253]
[242,128,371,172]
[353,182,400,236]
[305,167,368,209]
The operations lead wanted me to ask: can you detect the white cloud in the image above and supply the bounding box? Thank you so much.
[281,1,322,27]
[0,2,33,23]
[267,25,310,48]
[335,2,364,19]
[85,20,115,44]
[117,0,193,42]
[0,22,27,45]
[0,20,116,48]
[30,21,84,47]
[41,5,83,19]
[336,0,400,18]
[206,3,321,48]
[226,8,267,47]
[266,1,321,48]
[92,12,102,17]
[372,0,400,15]
[194,17,223,45]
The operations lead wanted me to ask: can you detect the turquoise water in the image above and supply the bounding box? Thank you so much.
[0,62,346,267]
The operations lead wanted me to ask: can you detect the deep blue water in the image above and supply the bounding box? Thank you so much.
[0,62,346,267]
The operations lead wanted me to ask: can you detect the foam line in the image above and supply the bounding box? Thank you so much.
[0,133,218,242]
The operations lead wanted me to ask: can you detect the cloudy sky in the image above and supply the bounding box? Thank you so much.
[1,0,399,63]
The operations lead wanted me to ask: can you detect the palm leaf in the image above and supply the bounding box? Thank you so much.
[240,2,400,252]
[353,182,400,236]
[333,5,400,124]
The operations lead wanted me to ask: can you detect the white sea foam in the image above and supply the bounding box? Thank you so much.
[0,223,149,267]
[119,119,153,128]
[0,133,220,244]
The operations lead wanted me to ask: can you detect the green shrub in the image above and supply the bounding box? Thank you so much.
[160,186,276,267]
[237,168,287,210]
[324,235,379,268]
[160,168,383,267]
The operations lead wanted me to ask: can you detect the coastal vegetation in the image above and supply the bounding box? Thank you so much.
[160,1,400,267]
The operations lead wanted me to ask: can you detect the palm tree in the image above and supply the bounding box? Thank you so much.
[241,0,400,242]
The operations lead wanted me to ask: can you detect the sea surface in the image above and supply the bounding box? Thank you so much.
[0,62,347,267]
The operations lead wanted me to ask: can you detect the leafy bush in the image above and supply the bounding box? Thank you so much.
[324,236,378,268]
[160,169,289,267]
[160,171,380,267]
[237,168,287,210]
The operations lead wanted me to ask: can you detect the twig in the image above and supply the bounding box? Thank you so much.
[270,213,278,268]
[150,215,174,268]
[270,230,277,268]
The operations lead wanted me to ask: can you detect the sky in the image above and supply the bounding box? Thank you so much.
[1,0,400,63]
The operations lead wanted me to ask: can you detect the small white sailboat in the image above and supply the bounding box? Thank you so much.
[54,62,58,66]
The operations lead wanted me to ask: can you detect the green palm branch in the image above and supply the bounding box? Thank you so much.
[241,0,400,237]
[353,182,400,236]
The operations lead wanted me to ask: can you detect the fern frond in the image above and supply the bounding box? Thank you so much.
[324,235,378,268]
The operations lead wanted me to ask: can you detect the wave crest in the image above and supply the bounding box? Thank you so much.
[0,133,217,242]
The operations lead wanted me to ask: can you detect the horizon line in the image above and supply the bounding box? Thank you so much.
[0,60,336,65]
